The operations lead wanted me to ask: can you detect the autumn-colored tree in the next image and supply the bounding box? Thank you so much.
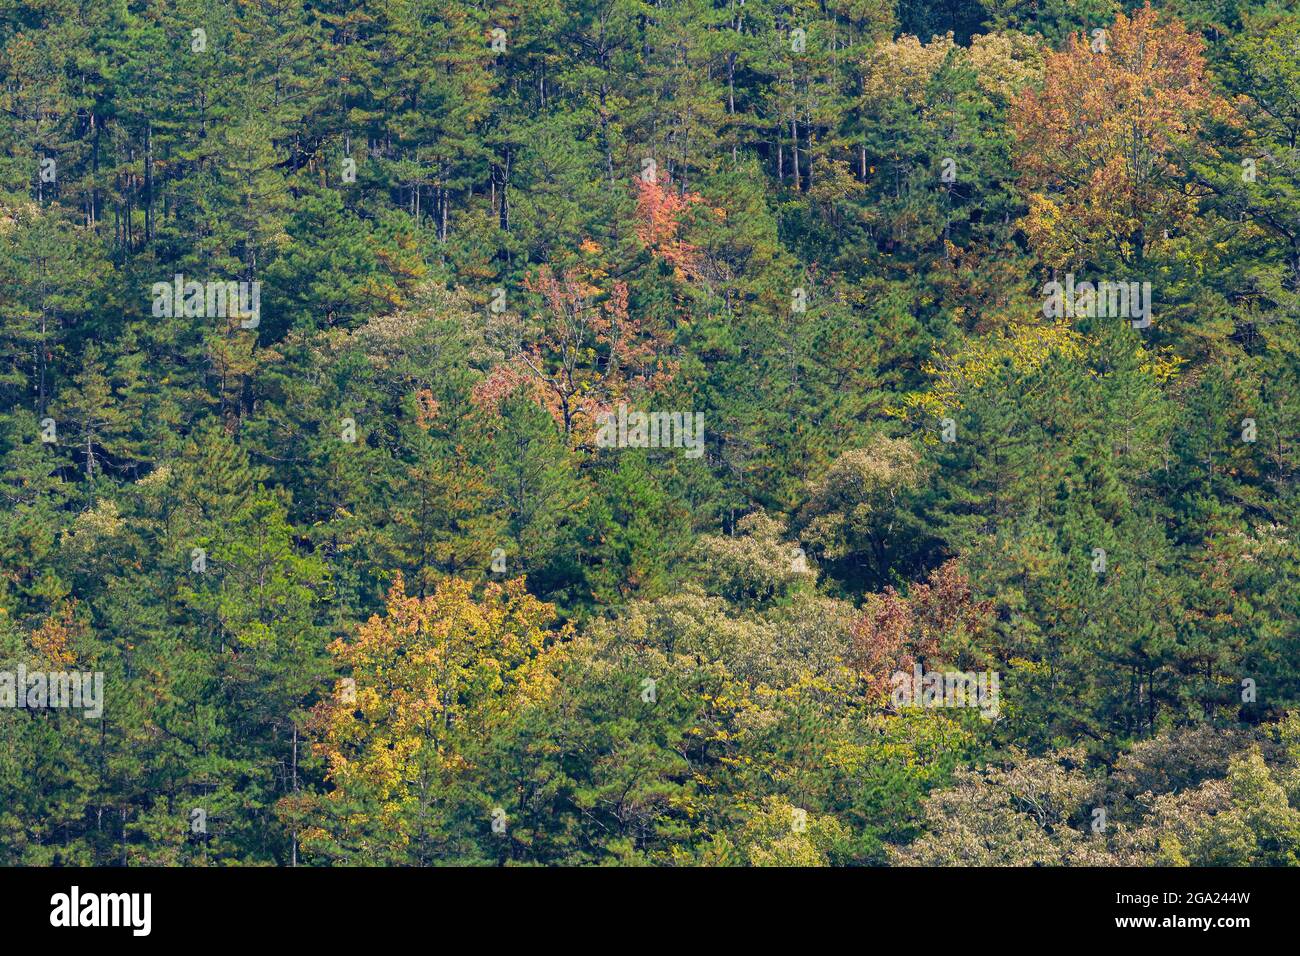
[634,175,707,282]
[296,573,565,864]
[1011,5,1228,269]
[474,259,675,439]
[850,560,996,698]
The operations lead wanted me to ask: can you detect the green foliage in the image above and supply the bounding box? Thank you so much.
[2,0,1300,867]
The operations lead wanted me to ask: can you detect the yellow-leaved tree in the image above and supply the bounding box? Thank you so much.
[290,573,565,865]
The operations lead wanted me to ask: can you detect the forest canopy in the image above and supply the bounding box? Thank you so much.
[2,0,1300,867]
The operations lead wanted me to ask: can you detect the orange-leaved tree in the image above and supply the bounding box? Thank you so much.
[634,175,706,282]
[473,260,676,439]
[1010,5,1229,271]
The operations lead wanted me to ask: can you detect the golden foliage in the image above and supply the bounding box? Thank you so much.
[895,319,1183,422]
[299,573,566,858]
[1010,5,1231,267]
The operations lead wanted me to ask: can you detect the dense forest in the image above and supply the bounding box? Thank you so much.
[2,0,1300,867]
